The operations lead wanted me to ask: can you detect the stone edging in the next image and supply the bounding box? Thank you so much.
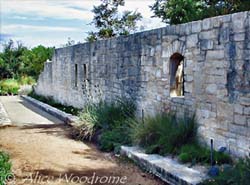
[120,146,209,185]
[0,100,11,126]
[21,95,79,125]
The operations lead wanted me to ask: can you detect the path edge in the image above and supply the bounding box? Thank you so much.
[21,95,79,125]
[0,98,12,127]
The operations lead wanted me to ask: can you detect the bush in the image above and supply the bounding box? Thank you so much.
[0,79,20,95]
[18,76,35,85]
[0,151,12,185]
[131,113,197,155]
[73,99,136,152]
[99,121,133,152]
[202,158,250,185]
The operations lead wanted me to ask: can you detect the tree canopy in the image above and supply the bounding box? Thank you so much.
[0,40,54,80]
[86,0,142,42]
[150,0,250,25]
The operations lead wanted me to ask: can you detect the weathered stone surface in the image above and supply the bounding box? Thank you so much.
[120,146,208,185]
[206,50,224,60]
[35,11,250,158]
[187,34,198,48]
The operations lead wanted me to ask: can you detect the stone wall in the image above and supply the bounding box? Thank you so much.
[35,11,250,157]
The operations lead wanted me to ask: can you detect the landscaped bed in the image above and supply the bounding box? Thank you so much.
[28,92,250,184]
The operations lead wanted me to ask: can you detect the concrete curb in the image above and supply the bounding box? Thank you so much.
[120,146,209,185]
[21,95,79,125]
[0,99,12,127]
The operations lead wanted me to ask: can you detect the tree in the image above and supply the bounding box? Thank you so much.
[20,45,54,79]
[150,0,250,25]
[0,40,54,80]
[86,0,142,42]
[0,40,27,79]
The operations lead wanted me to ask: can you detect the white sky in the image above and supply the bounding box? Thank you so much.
[0,0,165,49]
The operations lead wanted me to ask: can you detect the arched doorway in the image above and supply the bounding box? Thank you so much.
[169,53,184,97]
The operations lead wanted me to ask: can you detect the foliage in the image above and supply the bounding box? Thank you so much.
[202,158,250,185]
[178,143,232,164]
[86,0,142,41]
[0,79,20,95]
[131,113,197,155]
[20,45,54,79]
[73,99,136,152]
[17,76,35,85]
[131,113,232,165]
[0,40,27,79]
[0,40,54,80]
[0,151,12,185]
[28,91,80,115]
[150,0,250,24]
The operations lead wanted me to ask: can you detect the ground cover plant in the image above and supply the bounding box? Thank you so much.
[202,157,250,185]
[28,91,80,115]
[0,151,12,185]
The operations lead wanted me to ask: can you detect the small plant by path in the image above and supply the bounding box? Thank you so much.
[202,158,250,185]
[0,151,12,185]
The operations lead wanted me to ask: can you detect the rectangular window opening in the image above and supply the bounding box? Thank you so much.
[83,64,87,80]
[74,64,78,87]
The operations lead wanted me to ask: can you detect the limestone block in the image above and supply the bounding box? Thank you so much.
[234,104,244,114]
[156,69,162,78]
[232,12,248,32]
[206,84,217,94]
[200,40,213,50]
[244,107,250,115]
[234,114,247,126]
[192,21,202,33]
[234,33,246,42]
[217,102,234,119]
[206,50,224,60]
[199,29,218,39]
[186,34,198,48]
[229,123,248,136]
[202,18,212,30]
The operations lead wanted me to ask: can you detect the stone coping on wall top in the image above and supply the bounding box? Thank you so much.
[120,146,209,185]
[55,11,249,51]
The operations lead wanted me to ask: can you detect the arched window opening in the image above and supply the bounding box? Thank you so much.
[169,53,184,97]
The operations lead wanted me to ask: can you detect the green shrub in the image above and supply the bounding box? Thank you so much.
[99,123,133,152]
[131,113,197,155]
[202,158,250,185]
[0,151,12,185]
[0,79,20,95]
[18,76,35,85]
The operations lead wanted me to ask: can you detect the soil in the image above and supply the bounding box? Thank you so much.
[0,124,165,185]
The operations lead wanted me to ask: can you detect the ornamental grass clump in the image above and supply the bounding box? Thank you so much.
[72,99,136,152]
[131,113,197,155]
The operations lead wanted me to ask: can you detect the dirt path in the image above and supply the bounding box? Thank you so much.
[0,97,164,185]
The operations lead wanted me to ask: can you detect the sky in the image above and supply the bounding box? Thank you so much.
[0,0,165,49]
